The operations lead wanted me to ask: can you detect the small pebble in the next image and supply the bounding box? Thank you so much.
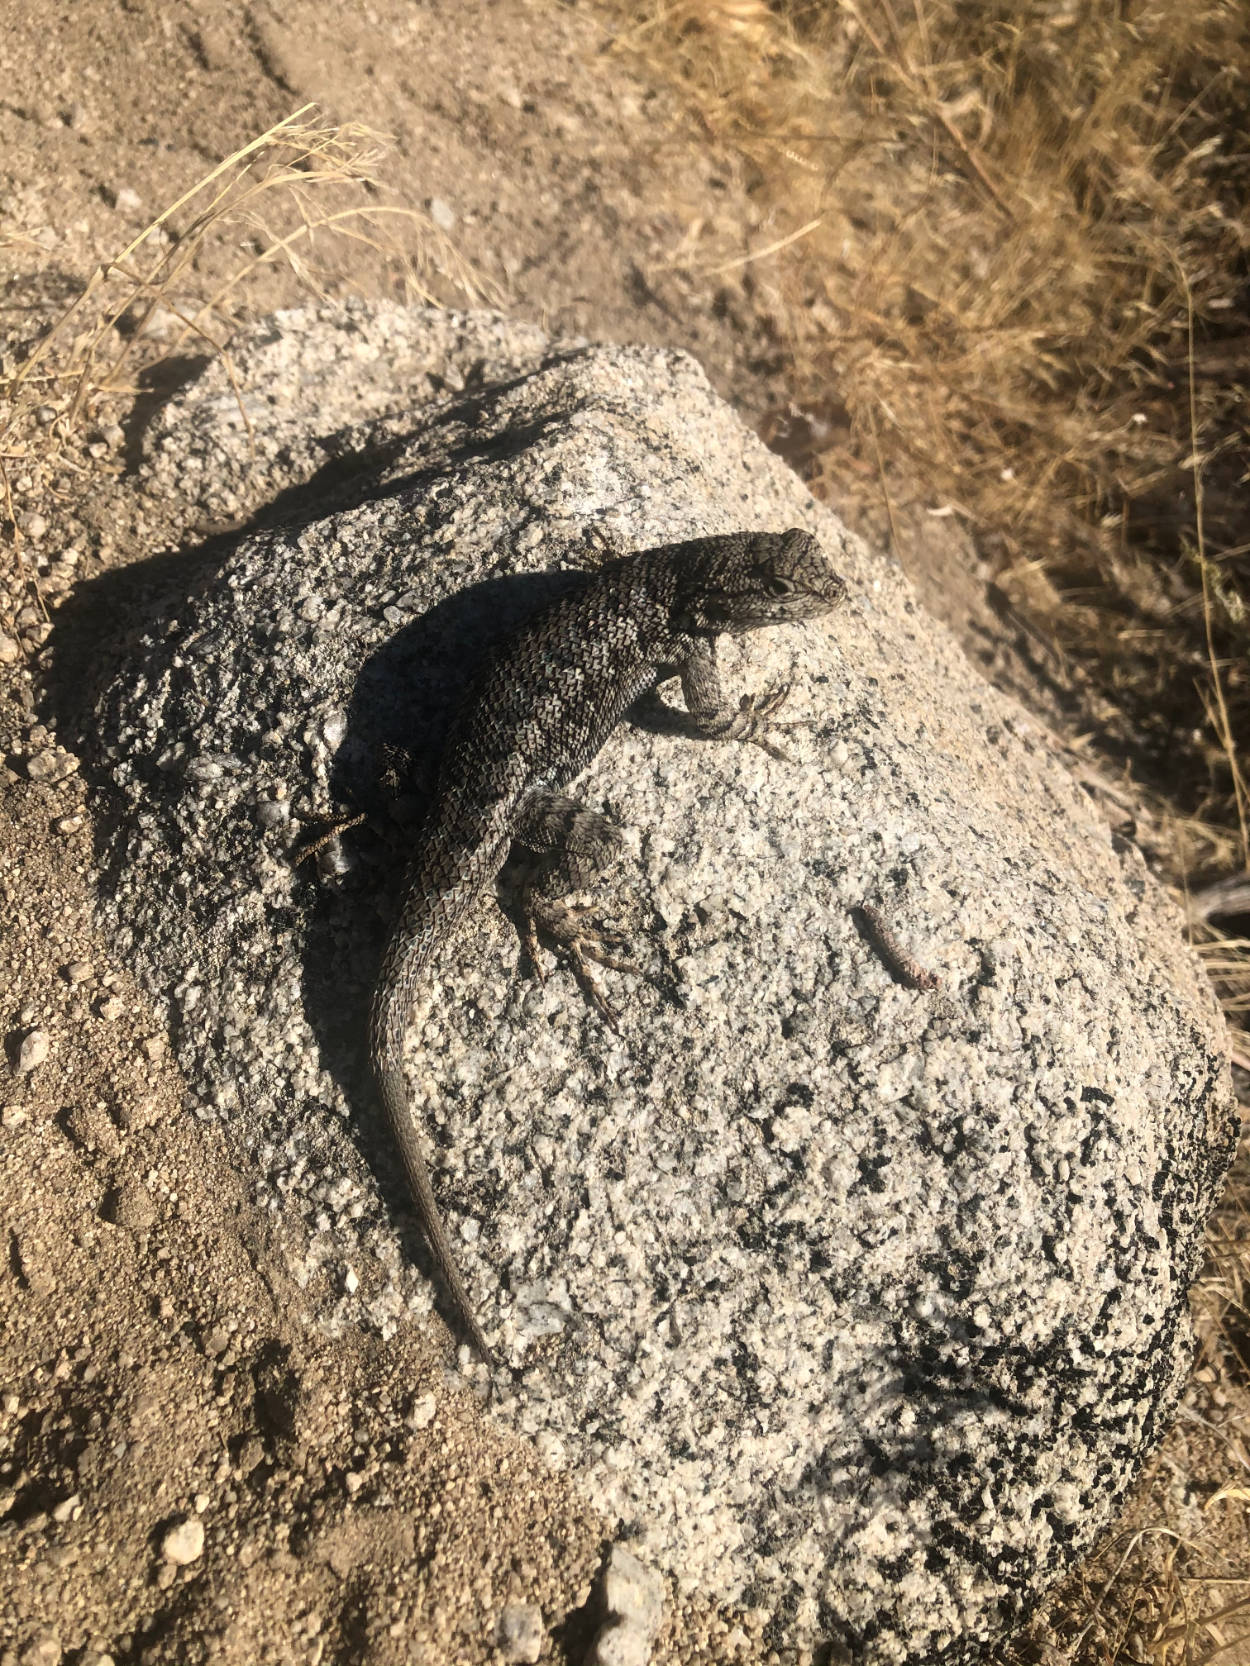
[19,1631,61,1666]
[115,1092,162,1130]
[585,1628,650,1666]
[190,23,232,70]
[2,1105,28,1129]
[16,1030,51,1074]
[602,1546,664,1631]
[495,1602,544,1663]
[112,1182,156,1232]
[136,306,179,341]
[64,1103,120,1158]
[236,1436,264,1475]
[256,799,290,830]
[585,1546,665,1666]
[23,512,48,538]
[160,1516,204,1565]
[27,749,78,784]
[56,814,84,834]
[112,186,142,215]
[406,1393,437,1430]
[0,632,20,664]
[63,960,93,985]
[428,196,456,232]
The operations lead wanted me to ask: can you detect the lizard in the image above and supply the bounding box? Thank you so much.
[369,527,848,1365]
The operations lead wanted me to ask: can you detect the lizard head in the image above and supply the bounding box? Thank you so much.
[675,528,848,635]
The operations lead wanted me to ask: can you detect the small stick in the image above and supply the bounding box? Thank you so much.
[858,902,941,991]
[294,812,366,865]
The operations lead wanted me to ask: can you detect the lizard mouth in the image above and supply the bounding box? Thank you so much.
[722,586,847,633]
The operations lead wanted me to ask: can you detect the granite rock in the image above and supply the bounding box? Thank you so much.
[76,304,1234,1663]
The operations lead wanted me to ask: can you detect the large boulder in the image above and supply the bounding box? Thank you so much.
[76,304,1234,1662]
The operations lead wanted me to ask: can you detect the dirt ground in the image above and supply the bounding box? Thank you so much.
[1,2,1246,1663]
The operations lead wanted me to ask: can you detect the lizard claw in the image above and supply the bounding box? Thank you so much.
[555,926,625,1030]
[560,918,637,1032]
[521,897,638,1029]
[753,733,796,764]
[579,968,623,1034]
[725,683,805,760]
[752,681,791,718]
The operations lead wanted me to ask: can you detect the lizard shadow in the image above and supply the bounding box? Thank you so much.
[40,363,586,760]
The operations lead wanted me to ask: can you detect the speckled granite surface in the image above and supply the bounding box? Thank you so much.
[81,304,1234,1663]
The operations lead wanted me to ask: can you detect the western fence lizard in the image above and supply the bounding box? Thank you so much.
[369,528,848,1364]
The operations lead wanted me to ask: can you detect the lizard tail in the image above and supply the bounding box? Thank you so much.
[369,846,505,1366]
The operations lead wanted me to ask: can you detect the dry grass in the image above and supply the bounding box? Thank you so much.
[1030,1139,1250,1665]
[606,2,1250,1660]
[0,106,491,558]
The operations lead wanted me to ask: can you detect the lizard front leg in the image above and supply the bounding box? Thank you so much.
[677,640,802,762]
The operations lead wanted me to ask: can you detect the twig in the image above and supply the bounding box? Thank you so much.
[294,813,367,866]
[856,902,941,991]
[708,216,823,275]
[1178,263,1250,864]
[1188,874,1250,924]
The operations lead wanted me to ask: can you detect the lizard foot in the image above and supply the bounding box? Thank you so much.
[706,683,816,763]
[523,897,640,1031]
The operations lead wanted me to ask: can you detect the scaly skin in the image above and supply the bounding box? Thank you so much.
[370,529,848,1365]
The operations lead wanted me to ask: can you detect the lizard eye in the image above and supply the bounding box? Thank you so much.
[759,570,796,598]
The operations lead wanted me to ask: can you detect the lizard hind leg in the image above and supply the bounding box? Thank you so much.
[512,790,640,1030]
